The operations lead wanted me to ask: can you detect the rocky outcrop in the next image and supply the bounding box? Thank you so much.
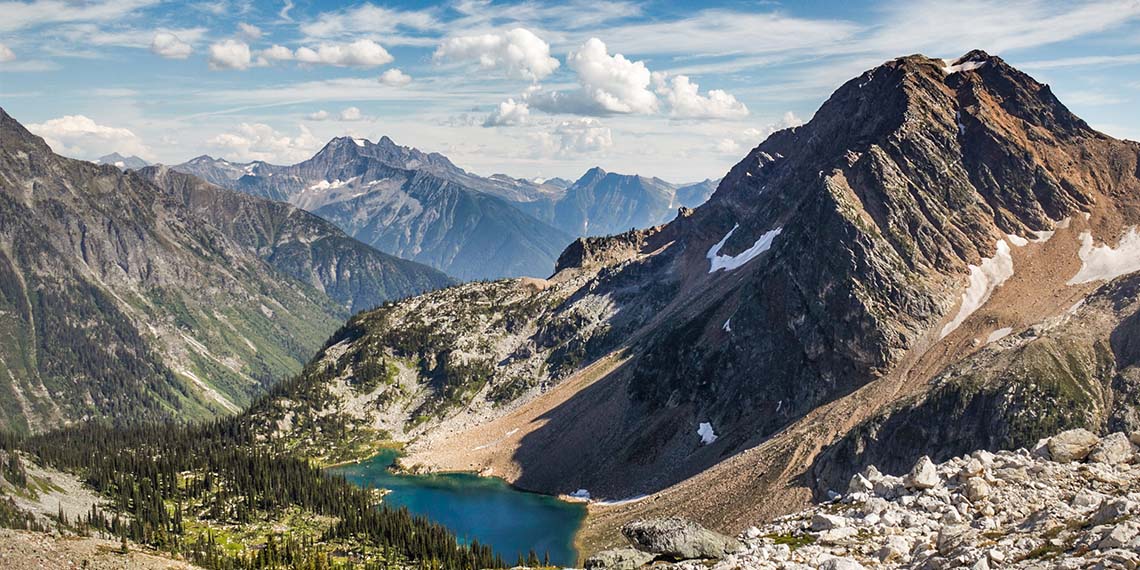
[621,518,744,560]
[584,548,656,570]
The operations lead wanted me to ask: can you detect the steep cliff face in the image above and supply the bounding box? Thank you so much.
[252,52,1140,543]
[0,108,449,433]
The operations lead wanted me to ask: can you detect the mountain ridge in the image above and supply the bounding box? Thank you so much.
[0,107,449,433]
[246,51,1140,553]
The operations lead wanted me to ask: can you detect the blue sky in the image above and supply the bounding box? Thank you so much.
[1,0,1138,182]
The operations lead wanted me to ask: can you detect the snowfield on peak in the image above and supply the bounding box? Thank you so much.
[1068,227,1140,284]
[941,57,987,75]
[707,224,783,273]
[939,239,1014,339]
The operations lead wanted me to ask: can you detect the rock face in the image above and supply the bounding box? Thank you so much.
[621,518,744,560]
[0,107,444,433]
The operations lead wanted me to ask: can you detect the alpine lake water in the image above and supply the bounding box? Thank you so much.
[333,449,587,566]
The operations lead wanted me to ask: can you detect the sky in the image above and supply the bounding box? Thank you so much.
[1,0,1139,183]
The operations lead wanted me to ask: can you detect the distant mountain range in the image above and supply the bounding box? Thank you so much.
[0,108,450,433]
[94,152,149,170]
[172,138,719,280]
[518,167,719,236]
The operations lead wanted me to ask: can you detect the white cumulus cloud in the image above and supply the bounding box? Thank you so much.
[535,117,613,156]
[307,110,330,121]
[150,32,192,59]
[207,122,321,163]
[26,115,148,159]
[0,43,14,62]
[237,22,262,40]
[529,38,657,116]
[259,44,294,62]
[208,39,252,70]
[653,73,748,119]
[483,98,529,127]
[434,28,559,81]
[379,68,412,86]
[338,106,364,121]
[294,39,393,67]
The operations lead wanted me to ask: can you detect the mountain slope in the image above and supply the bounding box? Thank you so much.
[0,108,444,433]
[137,165,453,313]
[174,138,573,281]
[538,167,678,237]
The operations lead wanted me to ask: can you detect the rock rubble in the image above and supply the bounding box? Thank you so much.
[585,429,1140,570]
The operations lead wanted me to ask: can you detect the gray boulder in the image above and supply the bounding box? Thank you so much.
[583,548,656,570]
[819,557,867,570]
[1089,432,1135,464]
[906,456,939,489]
[1047,429,1099,462]
[621,517,744,560]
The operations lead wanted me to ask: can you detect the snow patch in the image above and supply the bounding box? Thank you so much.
[940,239,1015,339]
[707,224,783,273]
[942,58,987,75]
[594,495,650,506]
[723,318,731,332]
[1006,234,1028,247]
[1068,227,1140,284]
[308,179,351,191]
[569,489,591,500]
[956,111,965,136]
[353,138,368,147]
[985,327,1013,344]
[697,422,717,445]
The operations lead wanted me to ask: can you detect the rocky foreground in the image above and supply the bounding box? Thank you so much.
[585,429,1140,570]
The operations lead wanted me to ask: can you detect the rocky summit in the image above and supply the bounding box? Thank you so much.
[583,429,1140,570]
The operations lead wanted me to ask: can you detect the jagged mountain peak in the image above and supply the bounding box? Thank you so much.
[0,106,51,154]
[95,152,149,170]
[576,166,608,183]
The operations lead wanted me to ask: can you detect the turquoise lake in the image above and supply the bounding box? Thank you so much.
[333,449,586,566]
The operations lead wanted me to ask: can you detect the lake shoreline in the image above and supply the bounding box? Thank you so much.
[330,448,587,567]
